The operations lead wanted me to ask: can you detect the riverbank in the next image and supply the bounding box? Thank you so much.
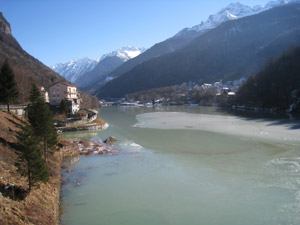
[0,111,63,224]
[0,152,63,225]
[60,137,118,156]
[57,118,109,132]
[0,111,115,224]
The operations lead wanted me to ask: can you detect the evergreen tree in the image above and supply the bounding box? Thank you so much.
[28,86,58,162]
[0,59,18,112]
[59,99,68,115]
[29,83,42,104]
[15,123,49,192]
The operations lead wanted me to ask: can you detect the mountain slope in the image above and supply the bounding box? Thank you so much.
[51,57,100,83]
[106,34,198,80]
[97,3,300,98]
[76,56,124,91]
[0,12,65,103]
[0,12,98,107]
[75,46,144,91]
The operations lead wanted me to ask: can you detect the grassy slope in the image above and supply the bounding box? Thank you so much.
[0,111,62,225]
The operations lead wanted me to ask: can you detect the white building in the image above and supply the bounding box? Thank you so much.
[214,81,222,87]
[40,86,49,103]
[201,83,212,90]
[48,82,81,114]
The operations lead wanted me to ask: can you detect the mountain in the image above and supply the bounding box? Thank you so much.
[97,3,300,98]
[0,13,98,107]
[175,0,298,37]
[100,46,144,61]
[51,57,100,83]
[105,31,202,84]
[0,12,65,103]
[175,2,254,37]
[97,0,299,95]
[74,46,144,92]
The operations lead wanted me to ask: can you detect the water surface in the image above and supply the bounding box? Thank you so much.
[61,106,300,225]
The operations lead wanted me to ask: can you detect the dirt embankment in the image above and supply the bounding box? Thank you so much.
[0,111,62,225]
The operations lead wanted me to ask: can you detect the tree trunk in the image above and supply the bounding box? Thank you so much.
[11,185,15,201]
[44,138,47,162]
[7,103,10,113]
[28,165,31,192]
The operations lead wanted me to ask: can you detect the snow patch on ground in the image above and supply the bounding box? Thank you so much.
[133,112,300,142]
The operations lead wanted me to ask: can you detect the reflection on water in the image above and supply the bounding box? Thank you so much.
[61,106,300,225]
[62,155,80,168]
[61,131,100,140]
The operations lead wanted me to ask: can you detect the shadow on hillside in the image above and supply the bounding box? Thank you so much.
[6,118,22,128]
[0,137,18,149]
[0,182,28,201]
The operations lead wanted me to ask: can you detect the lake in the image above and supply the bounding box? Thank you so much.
[60,106,300,225]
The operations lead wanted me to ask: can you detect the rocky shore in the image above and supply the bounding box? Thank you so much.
[60,137,118,156]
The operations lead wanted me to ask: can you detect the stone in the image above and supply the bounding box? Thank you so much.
[103,136,118,144]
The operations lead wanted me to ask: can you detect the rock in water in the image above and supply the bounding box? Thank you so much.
[104,136,118,144]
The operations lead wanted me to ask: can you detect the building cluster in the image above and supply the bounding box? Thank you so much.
[200,78,246,96]
[101,78,248,107]
[40,82,81,114]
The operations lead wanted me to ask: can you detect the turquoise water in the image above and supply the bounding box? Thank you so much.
[60,106,300,225]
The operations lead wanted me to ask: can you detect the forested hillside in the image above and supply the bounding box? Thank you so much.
[236,46,300,113]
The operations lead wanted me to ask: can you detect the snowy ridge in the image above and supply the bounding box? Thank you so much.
[100,46,146,61]
[51,46,145,83]
[51,57,100,83]
[175,0,300,37]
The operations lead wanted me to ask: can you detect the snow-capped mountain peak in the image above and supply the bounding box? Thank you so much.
[51,46,145,84]
[226,11,238,20]
[175,0,300,37]
[101,46,146,61]
[51,57,100,83]
[175,2,253,37]
[220,2,254,17]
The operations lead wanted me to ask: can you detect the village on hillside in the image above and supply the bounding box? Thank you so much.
[1,75,247,119]
[100,78,246,107]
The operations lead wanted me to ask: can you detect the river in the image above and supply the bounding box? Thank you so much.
[60,106,300,225]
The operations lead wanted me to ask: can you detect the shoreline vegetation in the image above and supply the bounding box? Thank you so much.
[0,110,115,224]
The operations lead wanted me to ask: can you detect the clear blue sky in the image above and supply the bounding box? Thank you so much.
[1,0,269,66]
